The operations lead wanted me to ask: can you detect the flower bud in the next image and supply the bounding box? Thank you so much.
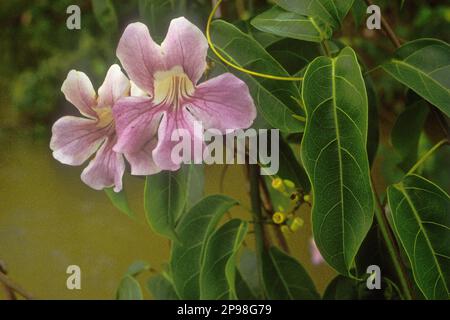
[283,179,295,189]
[290,217,304,232]
[272,212,286,224]
[271,178,284,191]
[303,194,311,203]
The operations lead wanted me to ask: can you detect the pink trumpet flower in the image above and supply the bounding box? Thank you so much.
[50,65,130,192]
[113,17,257,174]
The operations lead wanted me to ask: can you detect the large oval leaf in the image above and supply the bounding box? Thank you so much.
[209,20,304,133]
[387,174,450,300]
[274,0,355,27]
[144,166,189,240]
[262,246,319,299]
[170,195,239,299]
[382,39,450,117]
[251,6,332,43]
[301,47,374,276]
[200,219,248,299]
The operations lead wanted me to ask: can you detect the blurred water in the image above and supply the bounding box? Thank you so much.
[0,134,334,299]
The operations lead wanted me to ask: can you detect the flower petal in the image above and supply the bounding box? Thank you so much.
[61,70,97,118]
[97,64,130,107]
[124,138,161,176]
[161,17,208,84]
[113,96,163,175]
[81,136,125,192]
[130,81,148,97]
[153,109,204,171]
[113,96,163,154]
[117,22,164,95]
[186,73,257,131]
[50,116,107,165]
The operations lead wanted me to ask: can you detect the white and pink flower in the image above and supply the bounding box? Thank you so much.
[50,17,257,191]
[50,65,130,192]
[113,17,257,174]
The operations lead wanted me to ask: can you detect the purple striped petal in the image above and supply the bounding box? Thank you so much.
[50,116,107,165]
[161,17,208,84]
[97,64,130,108]
[61,70,97,119]
[187,73,257,131]
[152,108,204,171]
[116,22,164,95]
[81,136,125,192]
[113,96,163,175]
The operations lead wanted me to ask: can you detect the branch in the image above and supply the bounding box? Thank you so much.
[259,176,290,254]
[0,269,34,300]
[364,0,401,49]
[248,164,270,298]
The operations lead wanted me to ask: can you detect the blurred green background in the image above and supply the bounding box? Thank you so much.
[0,0,449,299]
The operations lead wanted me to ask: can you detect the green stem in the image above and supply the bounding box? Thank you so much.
[248,164,269,298]
[321,40,331,57]
[407,139,448,175]
[372,178,413,300]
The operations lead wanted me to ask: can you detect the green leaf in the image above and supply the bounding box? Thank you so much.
[144,166,189,240]
[266,38,321,75]
[262,246,319,299]
[274,0,355,27]
[301,47,374,276]
[278,136,310,192]
[116,275,143,300]
[391,95,429,171]
[323,275,360,299]
[351,0,366,28]
[382,39,450,117]
[186,164,205,210]
[251,6,332,43]
[170,195,239,299]
[235,269,257,300]
[126,260,150,277]
[238,248,262,298]
[387,174,450,299]
[200,219,248,299]
[105,188,135,218]
[147,274,179,300]
[209,20,304,133]
[138,0,174,42]
[92,0,118,33]
[323,275,403,300]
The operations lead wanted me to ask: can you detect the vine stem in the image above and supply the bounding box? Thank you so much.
[206,0,303,81]
[248,164,270,298]
[364,0,401,49]
[371,176,413,300]
[407,139,449,175]
[0,271,33,300]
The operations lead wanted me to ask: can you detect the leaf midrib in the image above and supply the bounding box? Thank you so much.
[331,56,347,268]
